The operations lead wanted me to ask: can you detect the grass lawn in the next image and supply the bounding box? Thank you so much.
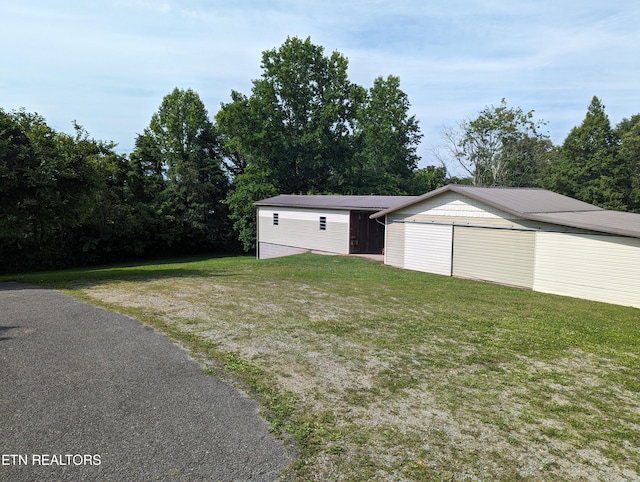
[5,254,640,481]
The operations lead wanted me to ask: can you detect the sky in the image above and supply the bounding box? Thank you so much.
[2,0,639,172]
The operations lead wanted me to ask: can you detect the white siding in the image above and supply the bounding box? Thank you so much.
[258,243,310,260]
[404,223,453,276]
[534,233,640,308]
[396,192,519,221]
[452,227,536,288]
[257,207,349,258]
[384,217,405,268]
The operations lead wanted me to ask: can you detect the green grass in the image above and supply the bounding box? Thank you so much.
[4,254,640,481]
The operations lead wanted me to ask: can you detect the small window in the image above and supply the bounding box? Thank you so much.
[319,216,327,231]
[273,213,279,226]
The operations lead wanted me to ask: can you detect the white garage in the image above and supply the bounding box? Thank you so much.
[254,195,415,259]
[372,185,640,309]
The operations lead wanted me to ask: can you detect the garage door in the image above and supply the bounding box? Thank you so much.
[452,227,535,288]
[404,223,453,276]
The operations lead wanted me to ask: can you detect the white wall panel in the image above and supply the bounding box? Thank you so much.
[404,223,453,276]
[534,233,640,308]
[453,227,535,288]
[397,192,518,220]
[384,219,405,268]
[257,207,349,257]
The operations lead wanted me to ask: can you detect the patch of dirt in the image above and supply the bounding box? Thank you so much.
[82,278,640,481]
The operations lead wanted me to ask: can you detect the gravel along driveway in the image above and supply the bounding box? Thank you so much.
[0,283,292,481]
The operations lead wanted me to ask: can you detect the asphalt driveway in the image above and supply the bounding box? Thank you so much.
[0,283,292,481]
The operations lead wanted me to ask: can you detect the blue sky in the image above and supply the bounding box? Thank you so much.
[2,0,639,171]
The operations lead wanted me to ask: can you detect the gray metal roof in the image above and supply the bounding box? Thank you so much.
[370,185,640,239]
[255,194,418,211]
[527,210,640,239]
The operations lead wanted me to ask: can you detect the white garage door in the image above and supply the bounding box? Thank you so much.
[452,227,535,288]
[404,223,453,276]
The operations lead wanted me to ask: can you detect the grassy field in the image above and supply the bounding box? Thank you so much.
[5,254,640,481]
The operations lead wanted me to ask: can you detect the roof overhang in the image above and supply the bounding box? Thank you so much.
[369,184,640,239]
[255,194,418,212]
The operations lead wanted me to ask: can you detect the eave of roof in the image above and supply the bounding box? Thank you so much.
[370,185,600,218]
[527,211,640,239]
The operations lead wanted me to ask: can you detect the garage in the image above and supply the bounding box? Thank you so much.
[254,195,415,259]
[371,184,640,309]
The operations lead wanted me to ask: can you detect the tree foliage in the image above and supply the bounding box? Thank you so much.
[351,75,423,194]
[217,37,426,249]
[133,88,230,250]
[544,97,628,210]
[0,109,119,270]
[440,99,552,186]
[613,114,640,212]
[217,36,361,194]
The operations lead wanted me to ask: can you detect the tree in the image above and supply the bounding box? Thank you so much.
[134,88,230,250]
[226,164,279,252]
[0,109,114,271]
[502,136,557,187]
[217,37,426,250]
[615,114,640,212]
[439,99,550,186]
[217,37,363,250]
[351,75,423,194]
[217,36,360,194]
[545,96,626,210]
[409,165,448,194]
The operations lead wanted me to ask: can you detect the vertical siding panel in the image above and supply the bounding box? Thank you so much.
[384,219,405,268]
[534,233,640,308]
[453,227,535,288]
[404,224,453,276]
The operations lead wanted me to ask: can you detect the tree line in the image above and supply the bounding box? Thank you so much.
[1,36,639,272]
[439,97,640,212]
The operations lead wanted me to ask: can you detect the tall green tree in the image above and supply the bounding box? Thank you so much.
[545,96,625,209]
[217,36,360,194]
[134,88,230,250]
[218,37,428,250]
[217,37,364,250]
[351,75,423,194]
[440,99,550,186]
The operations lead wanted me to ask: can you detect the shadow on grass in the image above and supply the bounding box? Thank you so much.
[0,253,254,290]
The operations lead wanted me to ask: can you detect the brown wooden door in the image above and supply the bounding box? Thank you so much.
[349,211,385,254]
